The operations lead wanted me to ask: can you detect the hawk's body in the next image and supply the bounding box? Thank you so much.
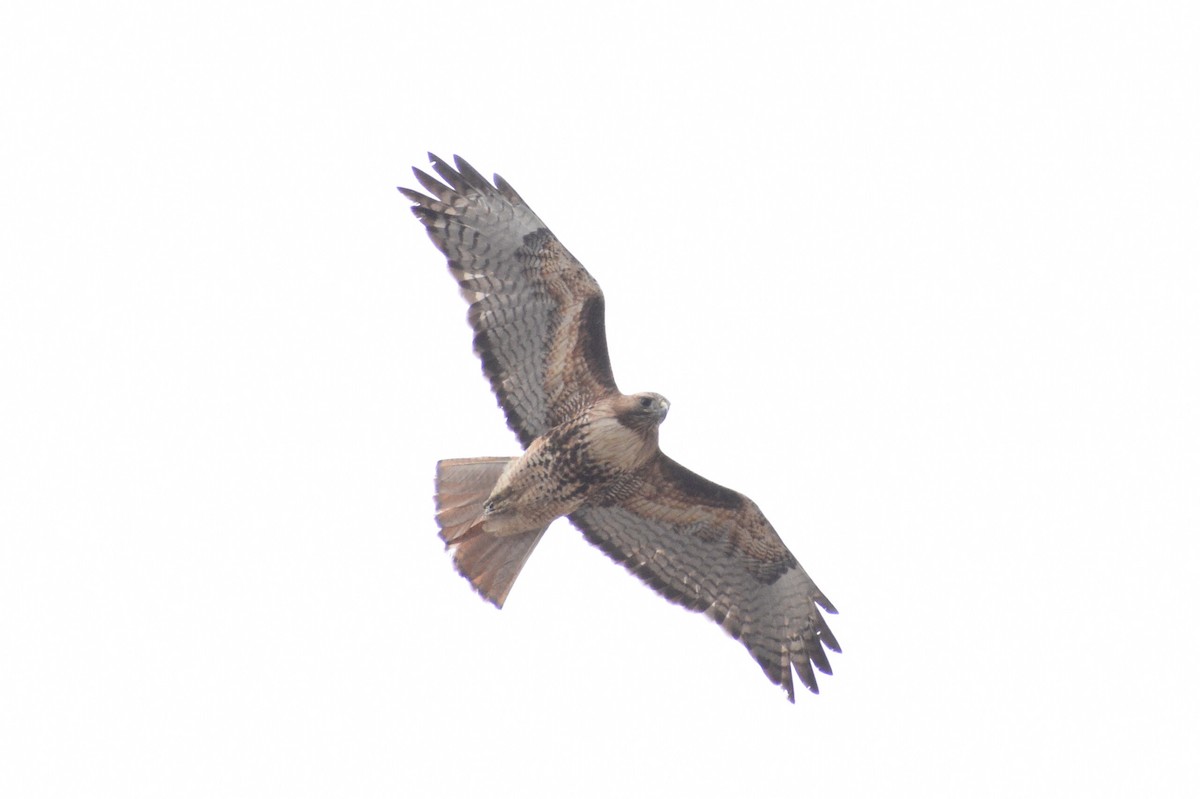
[472,392,666,538]
[402,155,840,702]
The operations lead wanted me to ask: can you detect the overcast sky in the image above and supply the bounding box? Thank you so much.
[3,2,1198,796]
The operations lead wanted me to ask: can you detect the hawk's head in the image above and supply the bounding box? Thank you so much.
[615,392,670,434]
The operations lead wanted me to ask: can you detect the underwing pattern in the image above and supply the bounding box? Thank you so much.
[403,155,840,702]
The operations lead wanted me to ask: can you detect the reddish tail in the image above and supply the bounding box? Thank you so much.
[434,457,547,608]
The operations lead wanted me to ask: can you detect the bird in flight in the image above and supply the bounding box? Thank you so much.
[401,155,840,702]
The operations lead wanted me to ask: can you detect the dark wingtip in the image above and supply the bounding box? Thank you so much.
[397,187,429,205]
[409,205,439,223]
[412,167,449,197]
[794,657,819,695]
[453,155,495,193]
[818,616,842,654]
[810,641,833,676]
[802,660,822,694]
[494,173,522,203]
[816,593,838,614]
[426,152,449,177]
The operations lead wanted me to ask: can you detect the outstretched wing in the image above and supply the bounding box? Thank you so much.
[569,454,840,702]
[402,155,618,447]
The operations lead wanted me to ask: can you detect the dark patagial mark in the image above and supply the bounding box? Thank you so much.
[578,295,616,389]
[659,457,744,510]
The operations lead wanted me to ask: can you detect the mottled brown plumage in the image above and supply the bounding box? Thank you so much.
[403,155,840,702]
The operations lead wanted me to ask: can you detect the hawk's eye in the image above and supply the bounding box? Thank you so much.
[640,397,652,409]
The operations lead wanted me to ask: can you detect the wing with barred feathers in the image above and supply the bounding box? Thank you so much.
[570,453,840,702]
[401,154,618,447]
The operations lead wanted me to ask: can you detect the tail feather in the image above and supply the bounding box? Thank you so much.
[434,457,547,608]
[435,457,513,539]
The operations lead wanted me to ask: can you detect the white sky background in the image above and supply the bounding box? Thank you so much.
[2,1,1198,795]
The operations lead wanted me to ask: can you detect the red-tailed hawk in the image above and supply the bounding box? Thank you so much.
[401,155,840,702]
